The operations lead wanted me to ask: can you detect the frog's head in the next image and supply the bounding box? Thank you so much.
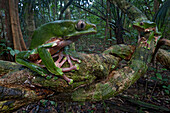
[29,20,97,49]
[61,20,97,39]
[133,21,156,32]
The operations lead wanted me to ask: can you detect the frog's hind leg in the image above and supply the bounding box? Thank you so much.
[62,55,78,72]
[37,47,73,84]
[53,52,79,72]
[53,51,65,67]
[16,58,49,77]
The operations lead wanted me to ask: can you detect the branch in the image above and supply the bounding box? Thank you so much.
[58,0,74,20]
[108,0,148,22]
[156,49,170,69]
[1,43,170,112]
[73,3,115,27]
[0,45,132,111]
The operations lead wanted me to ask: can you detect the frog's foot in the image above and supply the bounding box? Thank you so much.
[141,40,150,49]
[53,51,64,67]
[58,54,79,71]
[154,35,161,45]
[53,52,80,72]
[154,36,159,42]
[63,74,73,84]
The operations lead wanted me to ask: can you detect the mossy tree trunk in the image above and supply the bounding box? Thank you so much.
[0,43,169,111]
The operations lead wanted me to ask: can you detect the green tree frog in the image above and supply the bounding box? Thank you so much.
[16,20,97,84]
[133,21,161,49]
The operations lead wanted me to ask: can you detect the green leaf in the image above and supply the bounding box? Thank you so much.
[156,73,162,80]
[161,68,167,71]
[99,36,105,39]
[111,37,116,40]
[50,101,55,105]
[53,76,58,80]
[0,51,5,56]
[162,78,168,81]
[0,43,6,47]
[46,75,52,79]
[162,85,167,88]
[167,85,170,90]
[150,76,157,81]
[165,90,169,94]
[40,100,48,106]
[7,47,13,50]
[14,50,20,55]
[10,50,16,56]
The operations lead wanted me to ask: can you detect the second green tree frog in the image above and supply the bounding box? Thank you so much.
[16,20,97,84]
[133,21,161,49]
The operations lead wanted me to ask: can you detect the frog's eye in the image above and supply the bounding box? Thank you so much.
[140,22,144,26]
[76,20,86,30]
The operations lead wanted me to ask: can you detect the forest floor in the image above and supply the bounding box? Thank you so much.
[15,62,170,113]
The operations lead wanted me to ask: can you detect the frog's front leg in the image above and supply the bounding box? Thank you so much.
[37,46,73,84]
[141,31,155,49]
[142,40,151,49]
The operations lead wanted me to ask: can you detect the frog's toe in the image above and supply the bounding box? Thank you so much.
[70,56,81,63]
[68,79,73,85]
[78,60,81,63]
[63,74,73,85]
[75,64,79,70]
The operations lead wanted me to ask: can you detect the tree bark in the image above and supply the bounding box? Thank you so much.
[8,0,27,51]
[115,7,124,44]
[59,0,73,20]
[0,0,13,48]
[24,0,35,47]
[156,49,170,69]
[108,0,148,22]
[0,44,169,112]
[154,0,160,13]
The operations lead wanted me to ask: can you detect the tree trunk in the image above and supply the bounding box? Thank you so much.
[115,7,124,44]
[0,0,26,61]
[0,0,13,48]
[156,49,170,69]
[59,0,73,20]
[105,0,109,42]
[64,0,71,19]
[0,0,14,61]
[64,0,76,51]
[0,44,169,111]
[109,0,147,22]
[9,0,27,51]
[24,0,35,47]
[154,0,160,13]
[53,0,57,21]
